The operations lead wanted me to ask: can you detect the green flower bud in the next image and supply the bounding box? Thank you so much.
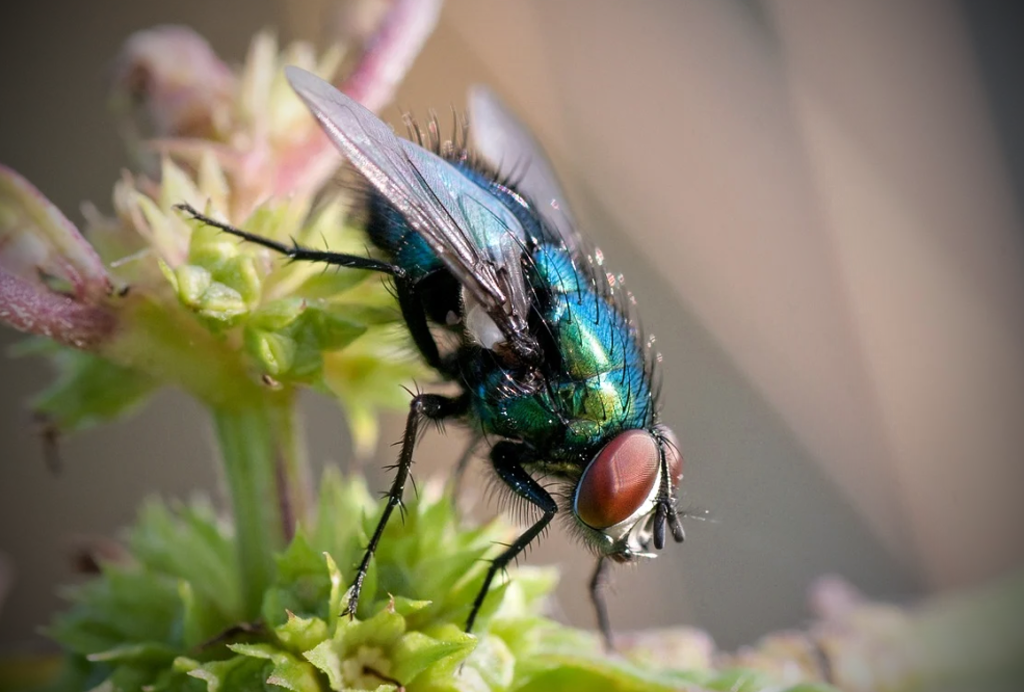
[250,297,306,331]
[216,254,261,307]
[187,218,242,273]
[245,328,297,375]
[306,305,366,351]
[174,263,212,306]
[197,280,248,322]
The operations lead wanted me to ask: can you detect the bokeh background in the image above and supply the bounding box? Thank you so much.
[2,0,1023,653]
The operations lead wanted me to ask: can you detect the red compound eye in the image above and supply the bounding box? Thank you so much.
[574,430,661,530]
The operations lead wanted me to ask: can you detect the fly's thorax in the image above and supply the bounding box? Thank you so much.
[530,244,653,417]
[570,426,684,561]
[462,240,656,453]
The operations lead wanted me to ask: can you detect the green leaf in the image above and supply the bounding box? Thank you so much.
[25,346,157,433]
[262,534,332,626]
[228,644,321,692]
[129,500,243,629]
[513,652,689,692]
[341,607,406,653]
[249,298,307,331]
[274,611,329,655]
[39,473,850,692]
[324,553,345,629]
[307,470,370,569]
[302,639,343,690]
[293,268,369,300]
[442,633,511,692]
[389,630,475,686]
[186,218,241,274]
[86,642,179,665]
[304,304,366,352]
[703,669,777,691]
[179,581,233,651]
[187,655,270,692]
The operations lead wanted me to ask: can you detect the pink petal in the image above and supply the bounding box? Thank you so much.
[0,165,113,300]
[0,166,116,348]
[268,0,443,199]
[0,268,115,349]
[810,574,865,620]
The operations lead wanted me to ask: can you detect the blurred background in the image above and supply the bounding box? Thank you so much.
[2,0,1023,653]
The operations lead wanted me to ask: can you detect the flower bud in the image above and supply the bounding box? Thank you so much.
[0,166,117,349]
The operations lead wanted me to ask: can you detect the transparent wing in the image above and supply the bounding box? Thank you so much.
[285,66,538,359]
[468,85,581,257]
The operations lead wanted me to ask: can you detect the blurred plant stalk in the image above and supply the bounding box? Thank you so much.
[619,569,1024,692]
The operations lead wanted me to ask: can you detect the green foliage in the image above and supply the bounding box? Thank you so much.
[41,473,836,692]
[9,339,157,434]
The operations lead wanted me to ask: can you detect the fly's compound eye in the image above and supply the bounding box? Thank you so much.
[574,430,661,530]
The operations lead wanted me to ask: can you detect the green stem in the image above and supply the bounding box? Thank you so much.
[209,392,310,617]
[101,295,314,614]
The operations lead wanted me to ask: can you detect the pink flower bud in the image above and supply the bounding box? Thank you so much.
[0,165,117,349]
[111,25,235,142]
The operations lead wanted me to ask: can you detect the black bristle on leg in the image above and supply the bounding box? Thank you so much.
[345,393,468,618]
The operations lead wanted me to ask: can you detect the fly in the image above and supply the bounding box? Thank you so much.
[177,66,686,648]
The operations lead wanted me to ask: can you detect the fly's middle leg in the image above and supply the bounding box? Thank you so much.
[346,392,468,618]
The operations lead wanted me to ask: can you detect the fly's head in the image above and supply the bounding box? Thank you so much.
[571,426,685,563]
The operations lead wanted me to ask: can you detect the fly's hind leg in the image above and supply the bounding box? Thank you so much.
[174,203,403,276]
[346,392,468,618]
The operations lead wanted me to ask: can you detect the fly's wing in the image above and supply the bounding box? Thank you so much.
[285,66,539,360]
[468,85,581,257]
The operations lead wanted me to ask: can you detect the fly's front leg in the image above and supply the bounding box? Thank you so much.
[347,393,467,618]
[466,441,557,633]
[174,203,402,276]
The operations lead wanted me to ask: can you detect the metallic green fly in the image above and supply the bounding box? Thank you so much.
[179,66,685,648]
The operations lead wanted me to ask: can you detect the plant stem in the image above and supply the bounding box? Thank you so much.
[210,392,310,616]
[103,295,313,615]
